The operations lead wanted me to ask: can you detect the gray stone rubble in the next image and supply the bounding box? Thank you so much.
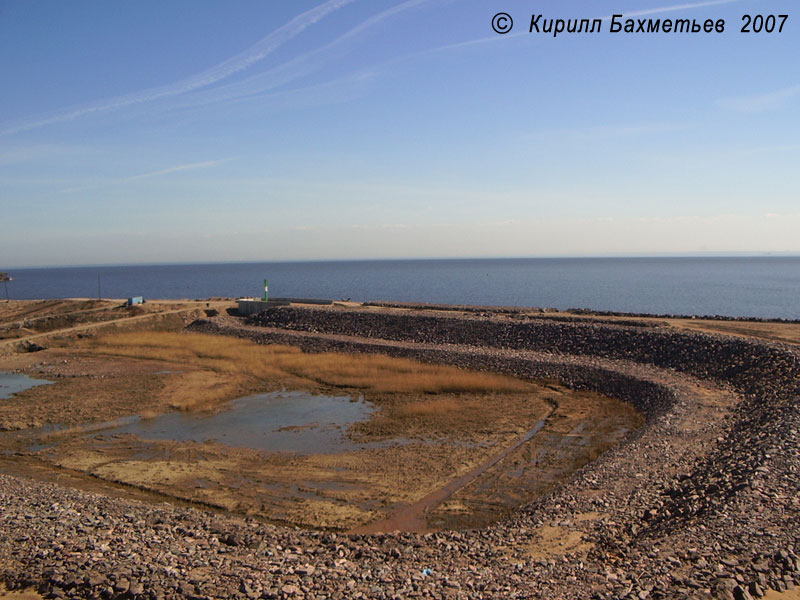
[0,305,797,599]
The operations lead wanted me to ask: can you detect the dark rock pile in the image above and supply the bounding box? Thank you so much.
[363,301,664,328]
[246,307,800,394]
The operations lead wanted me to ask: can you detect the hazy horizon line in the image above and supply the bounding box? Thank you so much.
[6,251,800,271]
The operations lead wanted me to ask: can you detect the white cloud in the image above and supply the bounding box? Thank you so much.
[526,122,688,143]
[719,84,800,113]
[0,144,77,165]
[125,159,231,181]
[58,159,230,193]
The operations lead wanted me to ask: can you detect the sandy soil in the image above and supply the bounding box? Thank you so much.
[0,588,43,600]
[0,298,230,355]
[423,391,641,531]
[667,318,800,345]
[764,588,800,600]
[765,591,800,600]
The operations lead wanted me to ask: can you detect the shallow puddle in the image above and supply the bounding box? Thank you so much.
[107,391,384,454]
[0,372,54,399]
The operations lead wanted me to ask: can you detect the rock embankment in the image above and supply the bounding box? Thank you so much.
[246,307,800,398]
[1,304,798,599]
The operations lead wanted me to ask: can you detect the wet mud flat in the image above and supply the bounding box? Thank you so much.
[0,351,638,531]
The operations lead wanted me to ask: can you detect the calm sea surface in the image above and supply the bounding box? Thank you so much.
[4,257,799,319]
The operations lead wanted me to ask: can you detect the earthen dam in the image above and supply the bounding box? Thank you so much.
[1,301,798,599]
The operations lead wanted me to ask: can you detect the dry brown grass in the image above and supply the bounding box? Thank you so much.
[395,397,481,418]
[158,370,247,411]
[84,331,297,379]
[83,332,302,411]
[86,331,533,398]
[272,351,532,394]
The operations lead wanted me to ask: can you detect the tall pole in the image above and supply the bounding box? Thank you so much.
[97,275,101,300]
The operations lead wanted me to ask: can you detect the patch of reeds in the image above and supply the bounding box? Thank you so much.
[87,331,532,395]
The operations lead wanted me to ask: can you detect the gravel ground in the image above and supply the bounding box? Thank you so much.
[1,305,797,599]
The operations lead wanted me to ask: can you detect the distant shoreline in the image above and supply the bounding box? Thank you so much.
[4,257,799,319]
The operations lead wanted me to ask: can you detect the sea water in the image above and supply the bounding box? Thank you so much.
[6,256,800,319]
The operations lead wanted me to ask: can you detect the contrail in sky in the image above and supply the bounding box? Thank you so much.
[173,0,443,110]
[0,0,357,136]
[125,159,231,181]
[1,0,744,136]
[191,0,741,113]
[58,159,231,193]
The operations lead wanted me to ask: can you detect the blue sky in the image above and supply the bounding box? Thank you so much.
[1,0,798,267]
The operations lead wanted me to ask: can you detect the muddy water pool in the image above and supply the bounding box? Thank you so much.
[107,390,393,453]
[0,372,53,399]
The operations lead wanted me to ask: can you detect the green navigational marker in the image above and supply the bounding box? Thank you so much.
[263,279,269,302]
[0,272,10,302]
